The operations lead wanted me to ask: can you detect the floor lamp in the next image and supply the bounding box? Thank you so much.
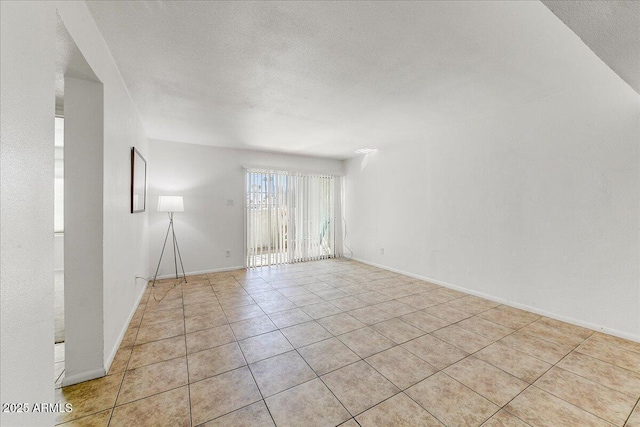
[152,195,187,286]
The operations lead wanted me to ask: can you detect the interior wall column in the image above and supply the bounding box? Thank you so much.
[63,76,105,385]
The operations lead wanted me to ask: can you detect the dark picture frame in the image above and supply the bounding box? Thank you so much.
[131,147,147,213]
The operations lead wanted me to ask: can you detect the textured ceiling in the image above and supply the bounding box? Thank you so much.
[85,1,619,159]
[542,0,640,95]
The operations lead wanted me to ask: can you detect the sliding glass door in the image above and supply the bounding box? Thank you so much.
[245,169,335,267]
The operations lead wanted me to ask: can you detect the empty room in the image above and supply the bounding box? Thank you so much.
[1,1,639,426]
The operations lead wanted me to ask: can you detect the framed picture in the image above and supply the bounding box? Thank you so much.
[131,147,147,213]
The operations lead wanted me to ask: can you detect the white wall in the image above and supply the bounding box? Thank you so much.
[345,71,640,340]
[0,2,150,410]
[56,2,150,377]
[0,2,56,426]
[148,140,344,276]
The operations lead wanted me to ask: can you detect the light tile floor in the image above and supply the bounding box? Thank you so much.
[55,259,640,426]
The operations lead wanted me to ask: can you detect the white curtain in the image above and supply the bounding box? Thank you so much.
[245,169,334,267]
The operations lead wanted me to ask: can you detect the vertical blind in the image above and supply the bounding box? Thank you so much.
[245,169,335,267]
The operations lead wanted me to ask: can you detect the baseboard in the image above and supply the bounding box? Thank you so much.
[103,283,148,374]
[352,257,640,344]
[155,265,245,280]
[61,367,106,387]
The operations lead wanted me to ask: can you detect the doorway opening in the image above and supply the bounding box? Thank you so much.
[55,10,105,387]
[54,116,65,387]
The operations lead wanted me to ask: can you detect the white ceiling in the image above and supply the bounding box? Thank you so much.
[542,0,640,96]
[84,1,627,160]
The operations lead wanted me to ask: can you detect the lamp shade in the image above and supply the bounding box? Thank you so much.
[157,195,184,212]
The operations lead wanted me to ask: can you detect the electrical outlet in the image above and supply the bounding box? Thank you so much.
[227,199,234,206]
[380,248,384,255]
[225,249,231,257]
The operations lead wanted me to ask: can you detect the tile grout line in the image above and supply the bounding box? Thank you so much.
[349,288,583,425]
[558,350,640,398]
[399,385,454,427]
[575,335,640,371]
[269,275,450,419]
[527,350,636,427]
[497,338,604,426]
[183,277,202,427]
[104,284,150,427]
[200,274,278,427]
[248,278,355,425]
[433,312,578,421]
[232,274,281,427]
[623,397,640,426]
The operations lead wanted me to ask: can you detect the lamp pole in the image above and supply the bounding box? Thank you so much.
[153,196,187,286]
